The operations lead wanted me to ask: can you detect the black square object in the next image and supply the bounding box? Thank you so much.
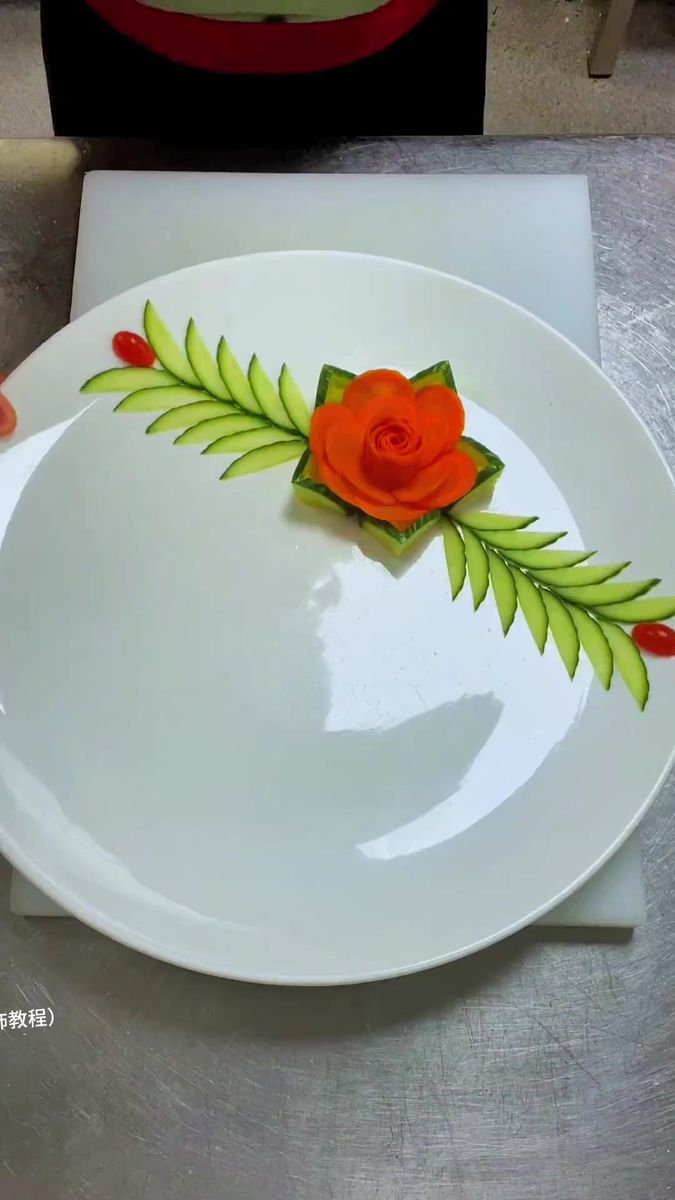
[42,0,487,140]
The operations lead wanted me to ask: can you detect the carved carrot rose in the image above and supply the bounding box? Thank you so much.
[309,369,477,529]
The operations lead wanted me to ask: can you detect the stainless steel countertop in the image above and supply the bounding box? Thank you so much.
[0,137,674,1200]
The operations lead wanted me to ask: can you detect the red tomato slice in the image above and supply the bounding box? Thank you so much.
[631,623,675,658]
[112,331,155,368]
[0,388,17,439]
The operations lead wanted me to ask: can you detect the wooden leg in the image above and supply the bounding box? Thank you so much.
[588,0,636,77]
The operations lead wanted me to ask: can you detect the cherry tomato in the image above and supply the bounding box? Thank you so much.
[0,384,17,439]
[631,623,675,658]
[112,331,155,367]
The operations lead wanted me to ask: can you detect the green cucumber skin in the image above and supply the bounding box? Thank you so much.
[185,320,231,401]
[458,513,536,533]
[463,526,490,610]
[279,365,312,435]
[146,400,237,434]
[443,521,467,599]
[294,483,350,517]
[410,360,457,391]
[478,529,566,552]
[216,339,261,415]
[204,427,299,455]
[569,607,613,690]
[175,413,266,445]
[314,364,355,410]
[487,548,518,634]
[359,511,439,551]
[593,597,675,624]
[81,367,177,394]
[541,590,580,679]
[599,620,649,710]
[220,440,305,480]
[249,356,295,431]
[553,579,659,607]
[115,385,206,413]
[530,562,629,588]
[144,302,199,387]
[361,514,440,558]
[513,568,548,653]
[502,548,593,570]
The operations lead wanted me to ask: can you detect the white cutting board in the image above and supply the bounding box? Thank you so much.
[10,170,644,929]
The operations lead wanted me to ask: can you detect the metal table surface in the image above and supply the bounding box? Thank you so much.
[0,137,674,1200]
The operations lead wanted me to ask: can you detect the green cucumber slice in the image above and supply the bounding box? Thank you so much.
[530,562,629,588]
[115,385,205,413]
[599,621,649,710]
[204,427,299,455]
[175,413,266,445]
[443,520,467,599]
[487,549,518,634]
[569,607,613,690]
[221,440,305,480]
[593,597,675,623]
[185,320,231,400]
[314,364,355,410]
[216,339,261,415]
[81,366,177,393]
[541,591,580,678]
[360,514,440,558]
[295,483,350,516]
[146,400,236,434]
[248,356,294,430]
[279,364,312,434]
[457,513,536,532]
[410,360,457,391]
[504,548,593,570]
[463,527,490,610]
[143,302,198,386]
[555,579,659,607]
[477,529,565,551]
[513,569,548,653]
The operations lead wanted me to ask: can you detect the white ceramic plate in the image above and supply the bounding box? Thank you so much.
[1,252,674,984]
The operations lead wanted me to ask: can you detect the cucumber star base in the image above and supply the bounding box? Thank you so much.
[293,361,504,558]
